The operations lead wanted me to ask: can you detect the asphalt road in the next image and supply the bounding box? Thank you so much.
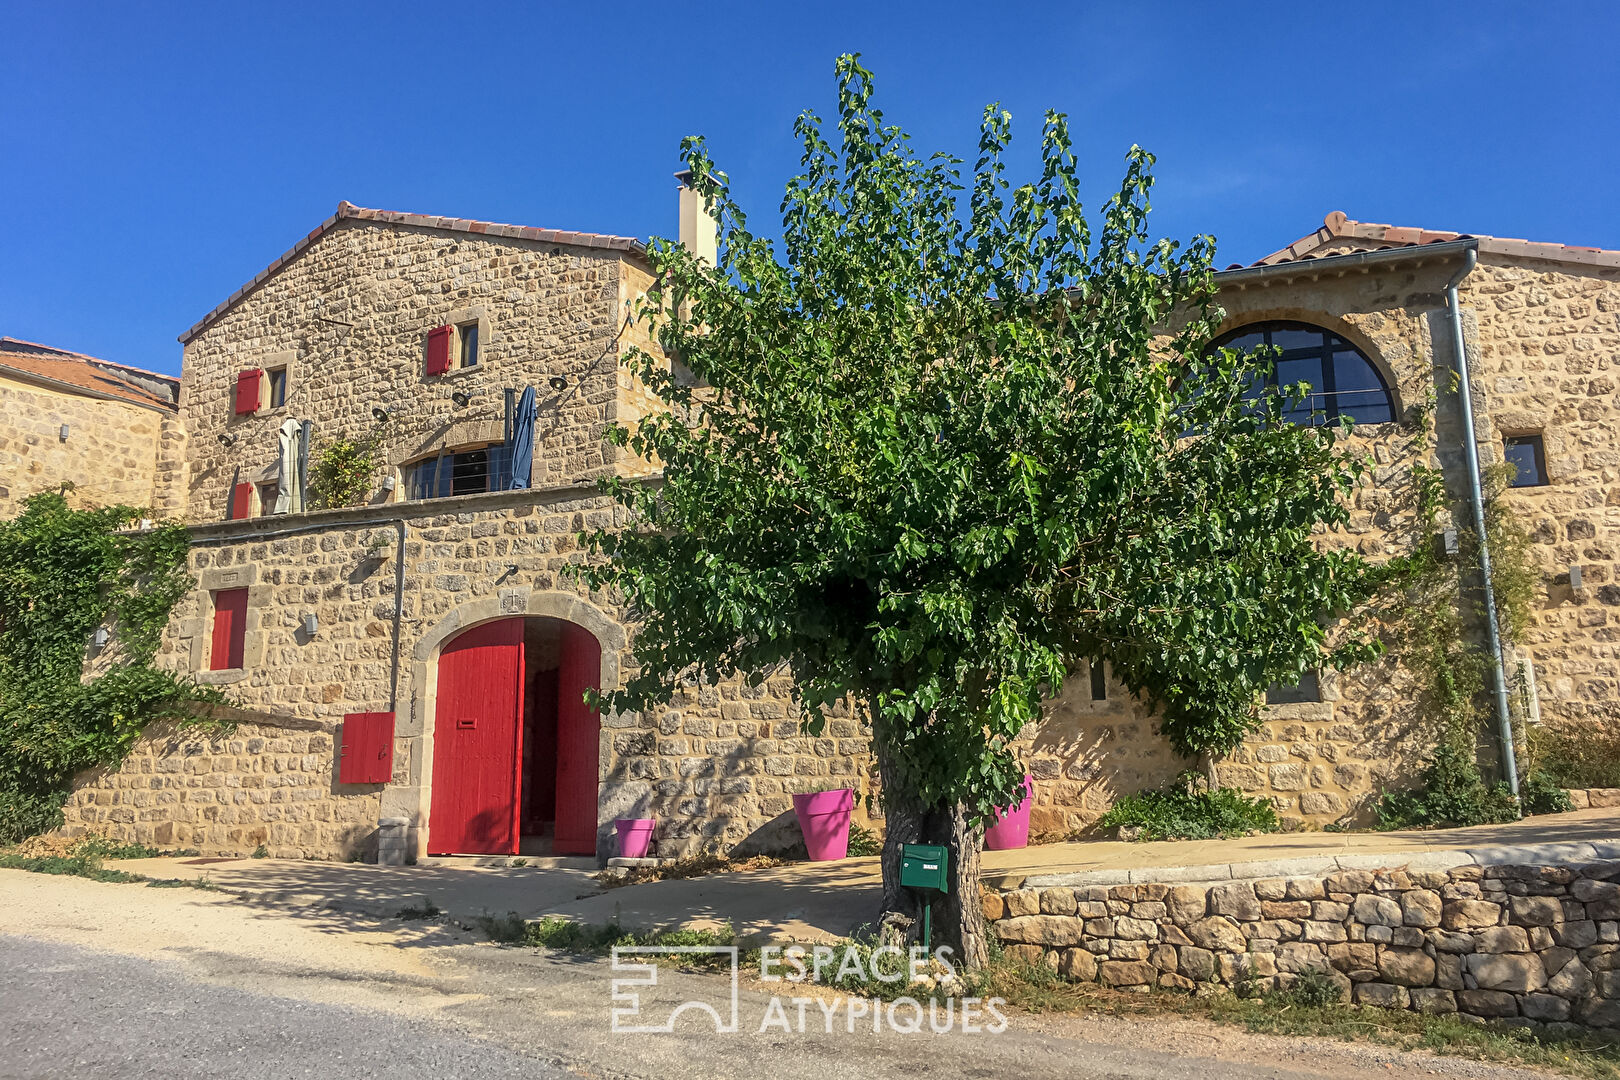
[0,935,557,1080]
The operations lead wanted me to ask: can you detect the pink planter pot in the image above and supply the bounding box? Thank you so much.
[792,788,854,861]
[983,775,1033,851]
[614,818,656,859]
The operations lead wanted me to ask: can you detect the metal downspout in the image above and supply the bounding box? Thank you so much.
[388,519,407,715]
[1444,246,1520,797]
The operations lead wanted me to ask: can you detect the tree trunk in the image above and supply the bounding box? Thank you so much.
[874,740,990,971]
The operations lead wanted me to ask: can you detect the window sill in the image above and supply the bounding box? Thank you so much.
[198,668,250,685]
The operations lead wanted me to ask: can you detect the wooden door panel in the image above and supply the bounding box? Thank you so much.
[429,618,524,854]
[553,623,601,855]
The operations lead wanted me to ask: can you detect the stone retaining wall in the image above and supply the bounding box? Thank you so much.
[986,856,1620,1034]
[57,709,382,860]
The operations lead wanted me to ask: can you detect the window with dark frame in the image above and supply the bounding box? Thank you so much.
[1504,435,1549,487]
[1266,670,1321,705]
[406,444,514,500]
[1090,661,1107,701]
[459,323,479,368]
[1209,322,1395,426]
[257,481,278,516]
[266,366,288,408]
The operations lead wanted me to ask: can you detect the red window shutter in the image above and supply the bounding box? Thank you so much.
[339,712,395,784]
[210,587,249,670]
[425,325,453,375]
[234,369,263,414]
[229,482,253,519]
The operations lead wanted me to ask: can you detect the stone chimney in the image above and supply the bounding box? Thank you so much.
[674,169,719,266]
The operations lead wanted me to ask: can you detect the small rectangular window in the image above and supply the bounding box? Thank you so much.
[1266,670,1321,705]
[257,481,279,516]
[210,587,249,670]
[1089,661,1107,701]
[1504,435,1549,487]
[266,366,288,408]
[459,323,479,368]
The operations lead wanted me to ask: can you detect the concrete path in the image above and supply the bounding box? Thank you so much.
[108,806,1620,943]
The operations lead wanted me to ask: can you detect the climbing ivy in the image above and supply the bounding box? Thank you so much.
[1370,399,1543,828]
[307,432,381,509]
[0,490,223,844]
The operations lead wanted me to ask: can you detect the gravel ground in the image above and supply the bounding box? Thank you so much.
[0,870,1563,1080]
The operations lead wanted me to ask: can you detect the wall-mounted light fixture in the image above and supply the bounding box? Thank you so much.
[381,475,397,492]
[1439,528,1459,557]
[217,432,238,447]
[451,390,472,408]
[59,424,70,440]
[548,375,569,392]
[372,407,390,423]
[92,627,110,649]
[1570,565,1584,591]
[301,613,319,636]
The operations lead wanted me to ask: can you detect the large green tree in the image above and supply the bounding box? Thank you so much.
[579,56,1380,966]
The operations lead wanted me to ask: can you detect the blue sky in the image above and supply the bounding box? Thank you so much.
[4,1,1617,376]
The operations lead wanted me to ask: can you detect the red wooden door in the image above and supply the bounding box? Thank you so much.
[553,623,602,855]
[429,618,525,855]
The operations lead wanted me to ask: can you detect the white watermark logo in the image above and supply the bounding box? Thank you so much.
[611,945,740,1033]
[609,943,1006,1036]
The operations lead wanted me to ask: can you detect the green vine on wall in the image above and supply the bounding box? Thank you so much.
[1369,397,1551,828]
[308,431,381,510]
[0,490,224,844]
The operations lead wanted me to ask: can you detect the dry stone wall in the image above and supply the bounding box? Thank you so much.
[986,854,1620,1033]
[57,712,380,859]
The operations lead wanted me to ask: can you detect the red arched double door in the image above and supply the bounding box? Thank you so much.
[428,617,601,855]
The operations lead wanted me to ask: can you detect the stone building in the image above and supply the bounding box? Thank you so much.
[50,204,1620,861]
[0,336,182,518]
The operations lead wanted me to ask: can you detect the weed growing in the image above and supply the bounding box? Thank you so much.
[1097,775,1279,840]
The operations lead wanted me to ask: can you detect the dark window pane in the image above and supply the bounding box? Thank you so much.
[460,324,479,367]
[1267,328,1321,352]
[1504,435,1548,487]
[1222,331,1266,354]
[450,449,490,495]
[1090,662,1106,701]
[267,368,287,408]
[1266,670,1321,705]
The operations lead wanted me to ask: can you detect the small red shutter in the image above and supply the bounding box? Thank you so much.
[234,369,263,414]
[425,325,453,375]
[229,482,253,519]
[339,712,395,784]
[210,587,248,670]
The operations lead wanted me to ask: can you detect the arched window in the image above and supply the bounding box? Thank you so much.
[1211,321,1395,426]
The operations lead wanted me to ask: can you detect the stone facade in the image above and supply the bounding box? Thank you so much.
[57,711,380,859]
[41,205,1620,858]
[144,490,874,860]
[986,855,1620,1033]
[0,347,183,519]
[177,205,644,521]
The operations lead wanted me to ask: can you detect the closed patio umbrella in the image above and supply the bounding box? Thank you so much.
[508,385,536,489]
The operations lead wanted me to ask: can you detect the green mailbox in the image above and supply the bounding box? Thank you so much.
[900,843,949,892]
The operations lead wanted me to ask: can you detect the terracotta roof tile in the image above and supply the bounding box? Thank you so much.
[0,337,178,411]
[179,201,649,344]
[1245,213,1620,271]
